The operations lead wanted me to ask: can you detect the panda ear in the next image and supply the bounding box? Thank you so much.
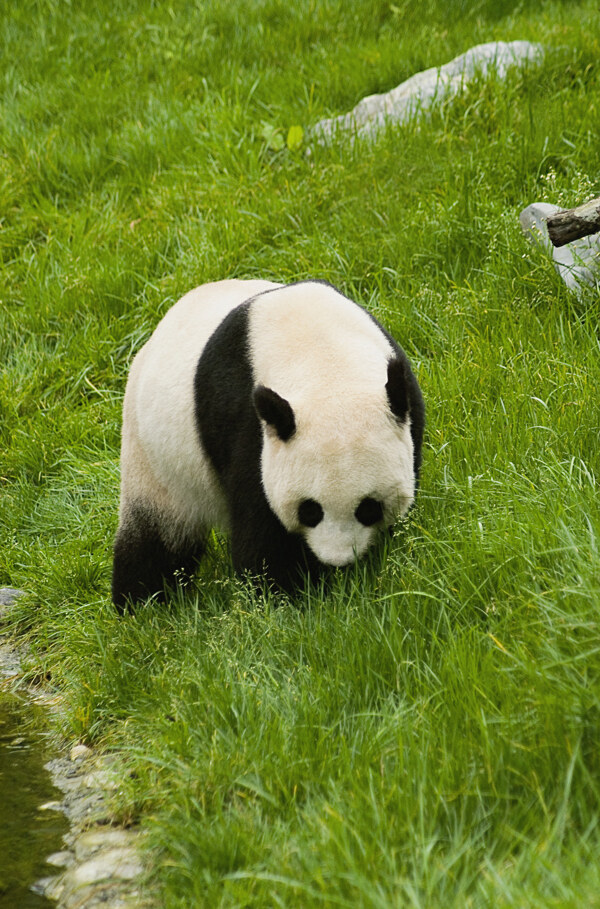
[253,385,296,441]
[386,358,408,422]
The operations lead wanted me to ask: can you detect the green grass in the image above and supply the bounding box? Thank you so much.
[2,0,600,905]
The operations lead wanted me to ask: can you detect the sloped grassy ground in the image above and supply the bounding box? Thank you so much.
[2,1,600,905]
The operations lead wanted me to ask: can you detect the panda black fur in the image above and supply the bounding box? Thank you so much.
[112,279,424,610]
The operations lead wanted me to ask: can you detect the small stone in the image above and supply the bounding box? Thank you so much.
[74,828,139,861]
[39,874,66,900]
[0,587,26,607]
[0,642,22,677]
[46,849,74,867]
[40,800,64,812]
[62,883,105,909]
[0,587,26,623]
[70,743,93,761]
[69,846,144,885]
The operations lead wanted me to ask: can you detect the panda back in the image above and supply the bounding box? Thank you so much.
[121,279,280,533]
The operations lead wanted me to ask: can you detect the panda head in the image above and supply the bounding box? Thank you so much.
[253,358,416,568]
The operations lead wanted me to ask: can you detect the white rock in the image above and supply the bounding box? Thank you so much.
[520,202,600,293]
[39,799,64,812]
[69,846,144,885]
[70,743,93,761]
[46,849,74,867]
[39,875,66,900]
[74,828,140,861]
[311,40,544,141]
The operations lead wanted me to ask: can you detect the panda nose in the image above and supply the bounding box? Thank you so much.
[309,520,371,567]
[319,536,363,567]
[325,551,357,568]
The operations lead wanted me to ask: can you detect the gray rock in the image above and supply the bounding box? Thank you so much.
[46,850,75,868]
[0,587,26,607]
[311,40,544,141]
[520,202,600,293]
[74,828,140,862]
[0,587,26,624]
[0,640,23,678]
[68,846,144,885]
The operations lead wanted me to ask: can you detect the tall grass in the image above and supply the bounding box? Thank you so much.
[1,0,600,905]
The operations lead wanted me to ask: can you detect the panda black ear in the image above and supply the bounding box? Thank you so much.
[386,358,408,422]
[253,385,296,441]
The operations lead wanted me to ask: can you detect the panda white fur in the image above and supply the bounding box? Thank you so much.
[112,279,424,609]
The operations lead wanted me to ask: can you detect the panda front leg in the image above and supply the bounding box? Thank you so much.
[228,493,321,595]
[112,503,204,612]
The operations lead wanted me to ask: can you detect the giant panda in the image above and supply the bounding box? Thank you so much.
[112,279,424,610]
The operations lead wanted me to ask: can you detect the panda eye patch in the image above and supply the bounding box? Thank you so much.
[298,499,324,528]
[355,497,384,527]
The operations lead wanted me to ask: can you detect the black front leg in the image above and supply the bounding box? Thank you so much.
[229,494,322,595]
